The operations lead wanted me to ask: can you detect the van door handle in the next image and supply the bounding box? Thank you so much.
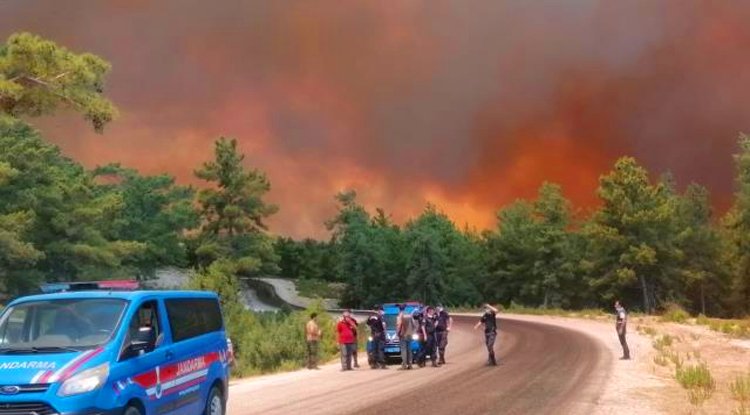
[166,351,174,360]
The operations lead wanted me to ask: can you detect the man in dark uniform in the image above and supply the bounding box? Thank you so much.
[421,306,440,368]
[474,303,499,366]
[615,300,631,360]
[366,305,388,369]
[411,307,425,367]
[435,305,453,365]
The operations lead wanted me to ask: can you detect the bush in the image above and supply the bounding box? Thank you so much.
[653,334,674,351]
[731,373,750,411]
[661,303,690,323]
[675,363,716,406]
[188,262,343,377]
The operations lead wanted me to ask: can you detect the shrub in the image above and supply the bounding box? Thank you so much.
[731,373,750,410]
[675,363,716,406]
[661,303,690,323]
[653,334,674,351]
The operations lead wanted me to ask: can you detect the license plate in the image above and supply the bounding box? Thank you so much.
[385,347,399,353]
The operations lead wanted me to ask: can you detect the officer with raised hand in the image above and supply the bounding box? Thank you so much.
[474,303,499,366]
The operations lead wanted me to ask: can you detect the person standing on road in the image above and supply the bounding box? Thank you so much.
[474,304,499,366]
[615,300,631,360]
[435,305,453,365]
[367,306,388,369]
[422,307,440,368]
[396,304,415,370]
[346,313,360,368]
[306,312,322,370]
[411,307,425,367]
[337,310,357,371]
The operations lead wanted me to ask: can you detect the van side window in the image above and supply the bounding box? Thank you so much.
[165,299,223,343]
[123,300,162,358]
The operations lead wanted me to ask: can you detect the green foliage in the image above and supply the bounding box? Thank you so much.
[586,157,684,313]
[295,278,344,299]
[675,363,716,406]
[0,118,147,292]
[724,134,750,316]
[93,164,198,277]
[661,303,690,323]
[403,205,482,305]
[653,334,674,351]
[275,237,339,281]
[0,32,118,132]
[192,137,278,275]
[485,183,586,308]
[731,373,750,415]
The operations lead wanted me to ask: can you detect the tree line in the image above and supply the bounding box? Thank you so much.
[2,32,750,319]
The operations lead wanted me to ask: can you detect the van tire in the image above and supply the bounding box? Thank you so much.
[205,385,225,415]
[124,406,143,415]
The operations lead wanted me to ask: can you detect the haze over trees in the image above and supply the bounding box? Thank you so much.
[3,31,750,320]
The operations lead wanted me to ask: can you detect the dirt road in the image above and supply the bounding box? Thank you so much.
[227,316,611,415]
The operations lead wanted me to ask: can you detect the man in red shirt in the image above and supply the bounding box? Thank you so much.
[337,310,357,371]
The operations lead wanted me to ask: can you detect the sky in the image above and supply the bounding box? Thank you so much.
[2,0,750,238]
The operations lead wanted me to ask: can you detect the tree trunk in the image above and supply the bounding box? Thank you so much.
[700,282,706,316]
[639,274,650,314]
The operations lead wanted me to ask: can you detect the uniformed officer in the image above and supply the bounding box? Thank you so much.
[411,306,426,367]
[421,307,440,368]
[474,303,499,366]
[366,306,388,369]
[615,300,631,360]
[435,305,453,365]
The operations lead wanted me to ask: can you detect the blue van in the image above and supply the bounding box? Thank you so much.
[367,302,422,363]
[0,281,233,415]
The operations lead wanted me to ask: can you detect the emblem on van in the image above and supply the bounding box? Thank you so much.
[0,385,20,395]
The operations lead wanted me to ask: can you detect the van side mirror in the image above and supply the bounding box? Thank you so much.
[129,326,155,354]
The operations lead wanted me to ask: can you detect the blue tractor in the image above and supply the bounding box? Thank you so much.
[367,302,423,365]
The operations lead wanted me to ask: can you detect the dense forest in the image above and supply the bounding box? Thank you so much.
[2,32,750,320]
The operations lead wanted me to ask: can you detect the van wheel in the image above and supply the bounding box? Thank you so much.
[205,385,224,415]
[124,406,143,415]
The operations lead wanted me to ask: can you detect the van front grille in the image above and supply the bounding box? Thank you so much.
[0,402,58,415]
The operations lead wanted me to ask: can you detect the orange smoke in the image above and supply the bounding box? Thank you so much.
[2,1,750,238]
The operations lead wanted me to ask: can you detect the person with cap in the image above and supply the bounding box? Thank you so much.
[366,305,388,369]
[396,303,416,370]
[421,306,441,368]
[435,305,453,365]
[337,309,357,371]
[474,303,499,366]
[615,300,631,360]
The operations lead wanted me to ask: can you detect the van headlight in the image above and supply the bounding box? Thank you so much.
[411,334,419,341]
[368,336,373,342]
[58,363,109,397]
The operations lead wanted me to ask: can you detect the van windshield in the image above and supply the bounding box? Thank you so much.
[0,298,127,352]
[384,314,398,330]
